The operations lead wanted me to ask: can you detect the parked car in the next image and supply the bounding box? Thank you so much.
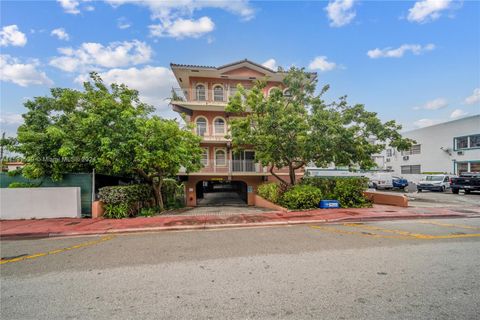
[369,173,393,190]
[450,172,480,194]
[392,176,408,190]
[417,174,452,192]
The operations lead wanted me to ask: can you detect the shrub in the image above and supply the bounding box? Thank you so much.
[161,179,185,209]
[98,184,152,205]
[99,184,152,218]
[280,185,323,210]
[333,177,371,208]
[301,176,371,208]
[258,183,281,204]
[104,203,130,219]
[8,182,38,188]
[139,206,158,217]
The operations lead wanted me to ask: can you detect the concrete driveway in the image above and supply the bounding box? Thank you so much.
[380,189,479,208]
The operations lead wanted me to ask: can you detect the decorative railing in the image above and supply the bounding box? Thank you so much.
[171,88,246,103]
[179,160,265,174]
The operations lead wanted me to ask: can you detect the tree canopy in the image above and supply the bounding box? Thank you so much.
[226,67,413,186]
[10,73,202,209]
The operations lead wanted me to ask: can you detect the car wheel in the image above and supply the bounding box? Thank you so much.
[373,183,378,189]
[465,189,471,194]
[452,188,459,194]
[440,186,445,192]
[417,189,422,192]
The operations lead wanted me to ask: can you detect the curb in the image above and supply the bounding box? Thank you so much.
[0,213,472,240]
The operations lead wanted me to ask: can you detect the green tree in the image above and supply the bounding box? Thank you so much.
[10,73,202,209]
[226,67,413,186]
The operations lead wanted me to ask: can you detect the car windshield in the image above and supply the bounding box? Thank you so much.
[426,176,443,181]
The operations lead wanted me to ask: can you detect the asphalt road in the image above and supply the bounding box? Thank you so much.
[1,218,480,319]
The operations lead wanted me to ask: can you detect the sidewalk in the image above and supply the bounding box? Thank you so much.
[1,205,479,239]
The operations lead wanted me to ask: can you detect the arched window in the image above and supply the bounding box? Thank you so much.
[214,117,225,135]
[213,85,224,102]
[283,88,292,97]
[196,84,206,101]
[215,149,226,166]
[196,117,207,136]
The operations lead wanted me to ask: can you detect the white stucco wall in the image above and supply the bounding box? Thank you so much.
[0,187,81,220]
[384,115,480,175]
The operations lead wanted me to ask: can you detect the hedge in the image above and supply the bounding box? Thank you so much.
[280,185,323,210]
[98,184,152,218]
[257,182,282,204]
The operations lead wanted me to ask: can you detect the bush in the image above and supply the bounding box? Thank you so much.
[139,206,158,217]
[333,177,371,208]
[104,203,130,219]
[99,184,152,218]
[161,179,185,209]
[300,176,371,208]
[258,183,281,204]
[8,182,38,188]
[280,185,323,210]
[98,184,152,205]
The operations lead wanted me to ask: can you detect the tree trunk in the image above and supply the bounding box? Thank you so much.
[289,164,296,185]
[152,180,164,211]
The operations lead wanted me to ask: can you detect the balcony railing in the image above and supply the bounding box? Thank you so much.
[171,88,245,103]
[179,160,266,174]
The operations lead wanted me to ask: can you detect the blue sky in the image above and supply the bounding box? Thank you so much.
[1,0,479,136]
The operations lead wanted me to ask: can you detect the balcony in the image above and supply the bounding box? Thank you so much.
[171,88,241,104]
[179,160,267,175]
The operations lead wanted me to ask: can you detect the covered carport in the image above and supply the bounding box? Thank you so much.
[196,180,248,206]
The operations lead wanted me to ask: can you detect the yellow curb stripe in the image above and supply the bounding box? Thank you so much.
[309,225,414,239]
[417,220,480,230]
[0,236,115,265]
[310,223,480,240]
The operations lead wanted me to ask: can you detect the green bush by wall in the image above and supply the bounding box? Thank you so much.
[280,185,323,210]
[257,183,282,204]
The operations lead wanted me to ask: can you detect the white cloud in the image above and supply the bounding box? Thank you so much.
[414,98,448,110]
[308,56,337,72]
[414,118,441,128]
[325,0,356,27]
[450,109,468,119]
[367,43,435,58]
[464,88,480,105]
[0,25,27,47]
[57,0,81,14]
[0,113,23,125]
[49,40,152,72]
[51,28,70,41]
[105,0,254,21]
[105,0,254,38]
[407,0,453,23]
[75,66,177,111]
[0,55,53,87]
[262,58,277,71]
[117,17,131,29]
[149,17,214,39]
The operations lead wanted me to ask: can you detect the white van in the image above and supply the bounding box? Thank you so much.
[417,175,452,192]
[369,173,393,190]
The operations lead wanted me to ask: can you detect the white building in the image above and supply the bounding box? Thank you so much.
[379,115,480,175]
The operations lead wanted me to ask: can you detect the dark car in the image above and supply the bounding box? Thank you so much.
[450,172,480,194]
[392,176,408,190]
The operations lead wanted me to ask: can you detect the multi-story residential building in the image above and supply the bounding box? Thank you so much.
[376,115,480,176]
[170,59,312,206]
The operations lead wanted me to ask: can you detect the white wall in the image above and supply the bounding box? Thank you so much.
[385,115,480,175]
[0,187,81,220]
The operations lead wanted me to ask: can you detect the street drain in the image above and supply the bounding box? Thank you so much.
[1,254,28,260]
[451,232,466,235]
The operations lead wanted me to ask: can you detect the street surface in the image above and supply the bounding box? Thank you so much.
[1,218,479,319]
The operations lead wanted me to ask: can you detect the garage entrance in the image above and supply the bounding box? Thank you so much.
[196,180,248,206]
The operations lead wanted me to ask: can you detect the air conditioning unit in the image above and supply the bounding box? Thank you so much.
[457,151,464,156]
[403,156,409,161]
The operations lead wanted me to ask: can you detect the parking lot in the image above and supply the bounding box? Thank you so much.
[379,189,479,208]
